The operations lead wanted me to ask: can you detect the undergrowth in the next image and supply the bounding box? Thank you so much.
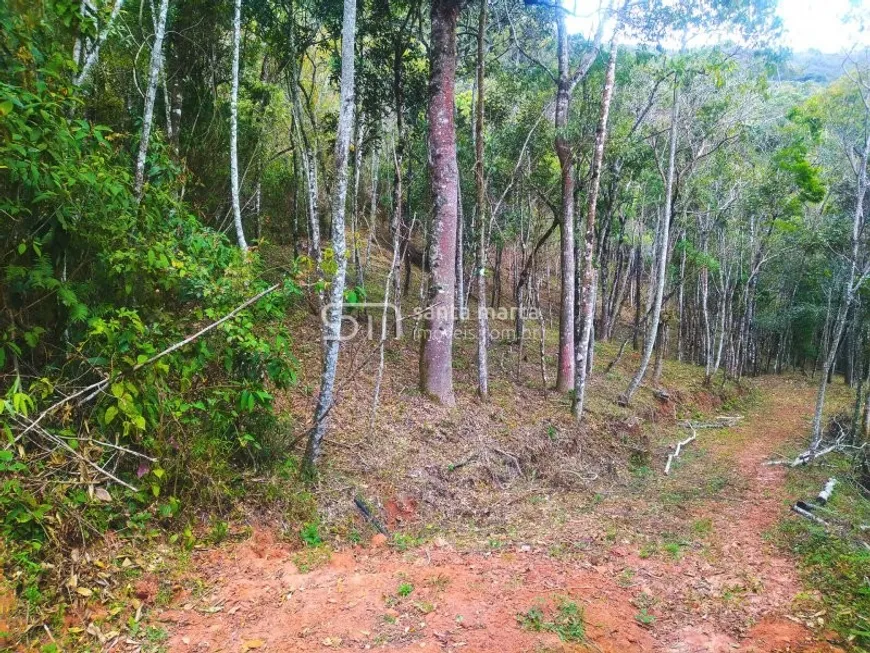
[779,450,870,649]
[518,596,586,643]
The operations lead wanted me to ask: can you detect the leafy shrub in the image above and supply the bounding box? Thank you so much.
[0,0,307,614]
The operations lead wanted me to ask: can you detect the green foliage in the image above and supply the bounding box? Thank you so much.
[780,520,870,648]
[517,597,586,643]
[396,582,414,597]
[0,0,305,616]
[300,521,323,547]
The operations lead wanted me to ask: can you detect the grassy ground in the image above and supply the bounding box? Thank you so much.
[776,427,870,649]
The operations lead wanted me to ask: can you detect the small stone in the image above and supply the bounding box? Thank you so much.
[371,533,388,548]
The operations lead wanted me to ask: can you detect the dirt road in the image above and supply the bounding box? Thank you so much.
[158,379,843,652]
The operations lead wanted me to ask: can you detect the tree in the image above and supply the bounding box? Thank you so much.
[419,0,463,405]
[573,37,618,419]
[229,0,248,252]
[133,0,170,201]
[304,0,359,470]
[74,0,127,87]
[552,7,604,392]
[474,0,489,399]
[620,75,678,406]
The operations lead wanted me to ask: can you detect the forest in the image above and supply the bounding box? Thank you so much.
[2,0,870,650]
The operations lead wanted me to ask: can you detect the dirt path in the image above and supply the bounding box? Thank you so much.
[157,380,844,652]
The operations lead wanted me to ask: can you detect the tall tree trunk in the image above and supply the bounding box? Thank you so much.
[74,0,126,87]
[677,228,686,361]
[294,101,321,265]
[351,114,365,287]
[392,39,406,301]
[304,0,357,471]
[419,0,461,405]
[621,80,678,405]
[474,0,489,399]
[573,38,617,419]
[456,175,466,318]
[229,0,248,251]
[554,11,575,392]
[133,0,170,201]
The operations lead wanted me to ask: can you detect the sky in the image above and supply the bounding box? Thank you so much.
[565,0,870,53]
[778,0,870,52]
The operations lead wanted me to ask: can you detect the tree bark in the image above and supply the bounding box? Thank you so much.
[304,0,357,471]
[74,0,126,87]
[419,0,461,405]
[133,0,170,202]
[554,11,575,392]
[475,0,489,399]
[229,0,248,251]
[573,38,617,419]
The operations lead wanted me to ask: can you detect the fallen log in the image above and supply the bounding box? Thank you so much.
[817,477,837,505]
[792,503,828,527]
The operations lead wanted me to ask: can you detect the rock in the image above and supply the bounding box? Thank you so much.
[370,533,388,548]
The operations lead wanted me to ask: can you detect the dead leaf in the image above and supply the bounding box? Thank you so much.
[76,587,93,597]
[242,639,265,650]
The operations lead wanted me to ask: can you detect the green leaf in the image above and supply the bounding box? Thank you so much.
[0,100,13,117]
[104,406,118,425]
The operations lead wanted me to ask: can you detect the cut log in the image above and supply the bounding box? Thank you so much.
[792,503,828,527]
[817,477,837,505]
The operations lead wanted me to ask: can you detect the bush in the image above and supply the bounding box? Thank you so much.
[0,0,305,615]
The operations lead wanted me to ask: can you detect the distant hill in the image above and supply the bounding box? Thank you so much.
[776,49,863,83]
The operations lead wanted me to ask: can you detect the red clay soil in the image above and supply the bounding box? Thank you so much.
[158,380,845,652]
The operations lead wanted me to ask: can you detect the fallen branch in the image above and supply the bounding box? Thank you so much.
[691,415,743,429]
[446,452,478,472]
[354,496,389,536]
[11,282,283,446]
[664,422,697,475]
[766,435,849,467]
[11,415,140,493]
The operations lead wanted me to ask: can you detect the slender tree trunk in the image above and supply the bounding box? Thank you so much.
[474,0,489,399]
[371,209,403,426]
[351,114,365,287]
[295,102,321,264]
[229,0,248,251]
[392,39,406,301]
[811,130,870,446]
[554,12,575,392]
[456,175,466,318]
[573,38,617,419]
[621,80,678,405]
[74,0,126,87]
[419,0,461,405]
[363,146,380,281]
[677,229,686,361]
[133,0,170,201]
[304,0,357,471]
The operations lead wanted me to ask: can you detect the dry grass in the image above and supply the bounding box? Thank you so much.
[262,243,756,555]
